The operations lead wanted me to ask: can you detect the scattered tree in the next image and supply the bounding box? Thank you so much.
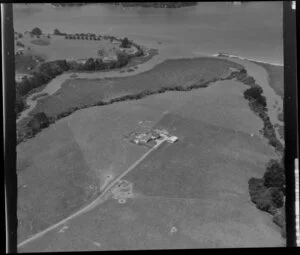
[53,28,62,35]
[31,27,42,36]
[28,112,50,131]
[120,37,131,48]
[264,159,285,191]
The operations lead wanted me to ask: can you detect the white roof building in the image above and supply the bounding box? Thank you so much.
[168,136,178,143]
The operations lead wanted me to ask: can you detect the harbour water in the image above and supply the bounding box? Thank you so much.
[15,2,284,139]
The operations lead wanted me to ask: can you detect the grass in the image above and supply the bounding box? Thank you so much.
[15,54,43,74]
[16,98,165,243]
[252,61,284,98]
[29,57,243,118]
[17,119,102,243]
[18,73,283,249]
[30,38,50,46]
[18,195,283,252]
[126,112,275,198]
[19,112,282,251]
[18,33,120,62]
[31,93,49,101]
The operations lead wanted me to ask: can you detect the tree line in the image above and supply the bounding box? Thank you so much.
[231,68,286,238]
[15,49,144,115]
[17,67,238,145]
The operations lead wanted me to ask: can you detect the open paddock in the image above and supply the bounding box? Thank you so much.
[15,33,119,62]
[17,74,282,250]
[17,97,169,243]
[126,112,276,199]
[17,120,100,243]
[30,38,51,46]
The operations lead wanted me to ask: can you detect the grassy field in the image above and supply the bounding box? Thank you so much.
[30,38,51,46]
[16,33,120,62]
[17,97,168,243]
[17,75,283,250]
[29,57,243,118]
[252,62,284,98]
[17,120,101,242]
[15,54,44,74]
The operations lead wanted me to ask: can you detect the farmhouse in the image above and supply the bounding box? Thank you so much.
[168,136,178,143]
[130,129,178,146]
[15,74,24,82]
[103,56,117,63]
[76,59,87,64]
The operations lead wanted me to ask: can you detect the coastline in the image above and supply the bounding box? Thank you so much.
[16,61,244,145]
[17,52,284,146]
[16,48,158,123]
[212,53,283,67]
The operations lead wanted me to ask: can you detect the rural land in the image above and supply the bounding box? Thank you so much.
[14,2,285,251]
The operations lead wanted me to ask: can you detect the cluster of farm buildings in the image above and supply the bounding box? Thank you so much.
[64,33,107,41]
[129,129,178,146]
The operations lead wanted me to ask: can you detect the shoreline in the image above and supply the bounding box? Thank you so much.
[16,66,244,145]
[17,52,284,148]
[212,53,283,67]
[16,48,158,123]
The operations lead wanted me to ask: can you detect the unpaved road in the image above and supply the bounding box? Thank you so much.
[17,139,166,249]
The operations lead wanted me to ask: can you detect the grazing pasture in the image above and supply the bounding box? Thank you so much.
[30,38,50,46]
[16,33,120,62]
[18,194,282,252]
[17,75,283,250]
[17,98,168,243]
[126,112,275,199]
[17,120,105,243]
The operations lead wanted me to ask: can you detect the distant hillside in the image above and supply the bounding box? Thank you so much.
[50,3,87,7]
[111,2,198,8]
[50,2,197,8]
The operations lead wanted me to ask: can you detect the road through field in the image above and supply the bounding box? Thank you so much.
[17,138,166,249]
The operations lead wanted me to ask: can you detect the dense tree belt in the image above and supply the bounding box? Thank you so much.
[16,67,243,145]
[229,68,284,154]
[230,68,286,238]
[15,48,144,115]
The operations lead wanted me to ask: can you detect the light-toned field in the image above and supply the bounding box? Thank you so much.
[16,33,118,61]
[18,75,283,251]
[17,98,167,243]
[29,57,242,118]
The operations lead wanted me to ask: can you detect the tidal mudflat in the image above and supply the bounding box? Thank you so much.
[28,57,241,118]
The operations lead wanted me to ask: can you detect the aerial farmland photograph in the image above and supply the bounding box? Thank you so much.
[14,2,285,251]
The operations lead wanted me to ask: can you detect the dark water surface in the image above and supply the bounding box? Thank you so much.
[13,2,283,64]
